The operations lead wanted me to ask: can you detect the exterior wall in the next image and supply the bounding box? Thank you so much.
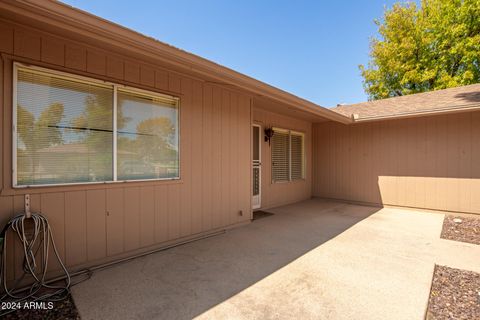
[0,19,252,281]
[313,112,480,214]
[253,108,313,209]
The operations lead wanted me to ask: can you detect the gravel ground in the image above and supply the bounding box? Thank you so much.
[441,214,480,245]
[3,294,80,320]
[426,265,480,320]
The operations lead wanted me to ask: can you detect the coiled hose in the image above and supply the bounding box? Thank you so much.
[0,212,71,304]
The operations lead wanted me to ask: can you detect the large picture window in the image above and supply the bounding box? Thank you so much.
[271,128,305,182]
[117,89,179,180]
[13,64,179,187]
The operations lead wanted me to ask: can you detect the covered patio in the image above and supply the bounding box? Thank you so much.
[71,199,480,320]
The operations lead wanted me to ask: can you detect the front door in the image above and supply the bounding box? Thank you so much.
[252,125,261,209]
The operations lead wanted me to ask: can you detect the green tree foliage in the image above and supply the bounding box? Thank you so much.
[135,117,176,162]
[17,103,64,152]
[17,103,64,178]
[71,95,123,150]
[70,94,122,179]
[360,0,480,100]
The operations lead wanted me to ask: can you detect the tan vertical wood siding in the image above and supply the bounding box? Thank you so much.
[0,20,252,280]
[253,108,313,209]
[313,113,480,214]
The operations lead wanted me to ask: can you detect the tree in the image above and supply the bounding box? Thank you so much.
[17,103,64,152]
[16,103,64,180]
[70,94,129,180]
[71,95,128,150]
[360,0,480,100]
[135,117,177,162]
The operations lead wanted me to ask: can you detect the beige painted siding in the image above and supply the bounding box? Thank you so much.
[0,20,252,280]
[313,112,480,214]
[253,108,312,209]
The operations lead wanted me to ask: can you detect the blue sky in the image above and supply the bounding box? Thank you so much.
[62,0,417,107]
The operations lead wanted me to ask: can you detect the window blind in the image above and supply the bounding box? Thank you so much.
[290,132,305,180]
[16,68,113,185]
[117,89,179,180]
[14,65,179,187]
[271,128,305,183]
[271,129,290,182]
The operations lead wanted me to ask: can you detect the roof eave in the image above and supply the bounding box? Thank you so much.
[350,103,480,122]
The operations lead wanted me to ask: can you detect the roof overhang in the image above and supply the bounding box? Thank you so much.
[0,0,352,124]
[345,103,480,123]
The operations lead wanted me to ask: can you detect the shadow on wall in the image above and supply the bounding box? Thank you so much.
[71,199,380,319]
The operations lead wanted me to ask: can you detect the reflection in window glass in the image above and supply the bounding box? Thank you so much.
[16,69,113,185]
[117,90,179,180]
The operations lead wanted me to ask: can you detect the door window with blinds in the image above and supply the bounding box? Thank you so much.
[271,128,305,182]
[13,64,179,187]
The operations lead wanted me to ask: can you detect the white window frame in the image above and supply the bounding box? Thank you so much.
[12,62,180,188]
[271,127,305,183]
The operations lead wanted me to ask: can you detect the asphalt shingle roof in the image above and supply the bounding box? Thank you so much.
[332,84,480,120]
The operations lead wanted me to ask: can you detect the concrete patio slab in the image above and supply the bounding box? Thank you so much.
[71,199,480,320]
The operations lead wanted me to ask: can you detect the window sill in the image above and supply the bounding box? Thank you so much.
[271,178,306,184]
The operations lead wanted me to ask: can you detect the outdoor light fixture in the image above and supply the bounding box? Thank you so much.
[264,127,274,145]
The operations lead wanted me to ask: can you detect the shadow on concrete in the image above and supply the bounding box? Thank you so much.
[71,199,379,320]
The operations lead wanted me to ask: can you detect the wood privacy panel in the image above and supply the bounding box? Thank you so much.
[0,20,252,280]
[253,108,312,209]
[313,112,480,214]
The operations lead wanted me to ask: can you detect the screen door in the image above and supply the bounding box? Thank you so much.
[252,125,261,209]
